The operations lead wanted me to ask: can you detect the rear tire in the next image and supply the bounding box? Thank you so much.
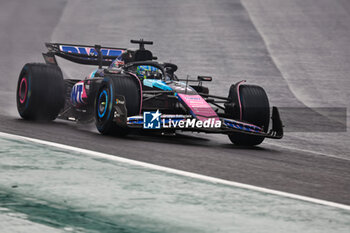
[95,75,141,136]
[16,63,65,121]
[227,84,270,146]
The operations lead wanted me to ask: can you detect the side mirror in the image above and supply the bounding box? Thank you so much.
[197,76,212,82]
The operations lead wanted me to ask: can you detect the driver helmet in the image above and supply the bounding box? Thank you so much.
[110,57,125,69]
[136,65,160,80]
[110,50,130,69]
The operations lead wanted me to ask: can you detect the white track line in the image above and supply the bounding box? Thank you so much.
[1,131,349,211]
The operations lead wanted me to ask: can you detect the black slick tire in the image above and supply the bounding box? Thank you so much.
[95,75,141,136]
[227,84,270,146]
[16,63,65,121]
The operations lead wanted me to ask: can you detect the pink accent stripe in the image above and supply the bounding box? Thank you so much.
[19,77,27,104]
[126,72,143,115]
[177,94,220,122]
[80,81,88,99]
[236,80,246,120]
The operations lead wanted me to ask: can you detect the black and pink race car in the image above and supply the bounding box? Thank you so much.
[16,39,283,146]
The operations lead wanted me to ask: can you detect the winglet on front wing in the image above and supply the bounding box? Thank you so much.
[222,106,283,139]
[266,106,283,139]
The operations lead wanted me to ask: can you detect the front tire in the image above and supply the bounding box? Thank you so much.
[16,63,65,121]
[95,75,141,136]
[226,84,270,146]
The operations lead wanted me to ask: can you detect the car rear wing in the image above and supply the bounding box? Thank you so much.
[43,43,127,67]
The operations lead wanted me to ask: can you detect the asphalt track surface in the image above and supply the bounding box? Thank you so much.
[0,0,349,205]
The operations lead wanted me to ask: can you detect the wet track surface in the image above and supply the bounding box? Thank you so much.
[1,136,349,233]
[0,0,350,205]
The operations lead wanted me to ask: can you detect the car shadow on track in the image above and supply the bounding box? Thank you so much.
[115,129,272,152]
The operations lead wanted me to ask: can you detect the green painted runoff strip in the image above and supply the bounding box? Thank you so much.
[0,136,349,233]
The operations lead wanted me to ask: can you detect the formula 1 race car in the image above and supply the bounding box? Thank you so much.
[16,39,283,146]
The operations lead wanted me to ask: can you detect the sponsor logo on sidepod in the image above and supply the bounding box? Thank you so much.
[143,110,221,129]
